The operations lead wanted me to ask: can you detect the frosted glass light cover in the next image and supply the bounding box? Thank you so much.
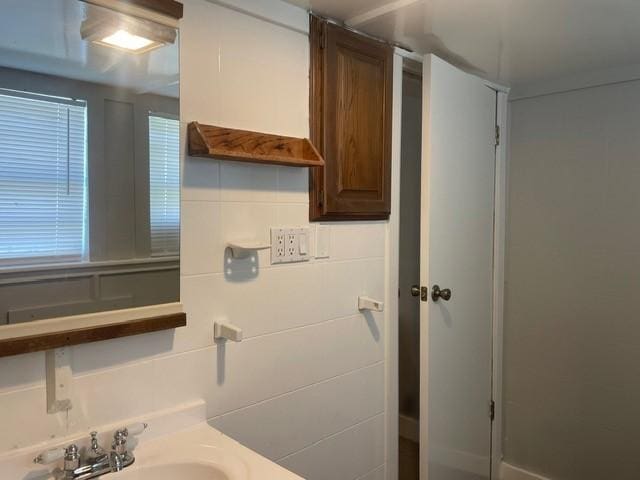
[100,30,155,51]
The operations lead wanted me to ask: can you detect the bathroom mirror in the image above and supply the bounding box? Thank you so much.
[0,0,183,355]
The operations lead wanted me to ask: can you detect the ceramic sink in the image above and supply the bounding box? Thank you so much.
[0,400,303,480]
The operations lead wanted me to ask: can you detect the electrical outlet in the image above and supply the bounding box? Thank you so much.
[271,228,285,263]
[271,227,310,264]
[276,230,285,257]
[286,233,296,258]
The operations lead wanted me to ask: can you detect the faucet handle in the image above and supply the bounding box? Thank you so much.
[86,431,107,462]
[123,422,148,436]
[112,423,147,455]
[33,447,65,464]
[112,430,128,455]
[63,444,80,472]
[33,444,79,467]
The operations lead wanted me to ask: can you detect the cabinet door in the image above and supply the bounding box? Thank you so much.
[309,16,393,221]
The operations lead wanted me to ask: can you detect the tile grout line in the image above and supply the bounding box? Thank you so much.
[206,360,384,422]
[182,199,309,206]
[240,312,385,343]
[354,463,385,480]
[0,310,384,393]
[276,412,385,463]
[180,255,386,279]
[159,308,384,357]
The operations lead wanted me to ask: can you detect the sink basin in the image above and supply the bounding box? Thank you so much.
[108,443,251,480]
[0,400,303,480]
[112,462,231,480]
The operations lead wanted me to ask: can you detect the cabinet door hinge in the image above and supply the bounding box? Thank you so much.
[495,125,500,146]
[489,400,495,421]
[318,190,324,207]
[319,25,327,50]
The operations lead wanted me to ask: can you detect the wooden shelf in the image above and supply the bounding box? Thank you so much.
[0,313,186,357]
[188,122,324,168]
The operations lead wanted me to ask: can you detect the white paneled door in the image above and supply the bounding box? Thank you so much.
[419,55,497,480]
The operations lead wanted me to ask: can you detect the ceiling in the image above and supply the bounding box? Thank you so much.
[287,0,640,89]
[0,0,179,96]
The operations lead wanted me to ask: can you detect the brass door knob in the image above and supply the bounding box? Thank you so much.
[431,284,452,302]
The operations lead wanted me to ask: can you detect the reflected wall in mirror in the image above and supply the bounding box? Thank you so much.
[0,0,180,325]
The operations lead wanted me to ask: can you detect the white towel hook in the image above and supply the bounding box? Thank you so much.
[358,296,384,312]
[214,321,243,342]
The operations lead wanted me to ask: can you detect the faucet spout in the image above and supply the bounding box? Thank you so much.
[34,424,144,480]
[109,451,124,472]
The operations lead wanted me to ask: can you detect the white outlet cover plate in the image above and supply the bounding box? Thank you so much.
[271,227,310,264]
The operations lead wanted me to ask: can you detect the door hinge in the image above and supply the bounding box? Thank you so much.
[489,400,495,421]
[495,125,500,146]
[318,190,324,207]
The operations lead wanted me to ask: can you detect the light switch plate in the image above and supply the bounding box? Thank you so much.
[315,225,330,259]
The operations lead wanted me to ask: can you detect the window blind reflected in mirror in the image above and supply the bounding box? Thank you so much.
[0,90,87,266]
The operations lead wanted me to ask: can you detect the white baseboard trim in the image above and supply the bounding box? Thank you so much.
[399,414,419,442]
[432,446,489,476]
[500,462,552,480]
[398,416,489,477]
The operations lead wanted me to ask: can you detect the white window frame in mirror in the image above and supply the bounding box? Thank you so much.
[0,301,183,341]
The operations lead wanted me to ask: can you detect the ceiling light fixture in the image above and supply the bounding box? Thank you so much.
[80,6,176,55]
[97,29,156,52]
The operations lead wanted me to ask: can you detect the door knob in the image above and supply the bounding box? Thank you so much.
[431,284,452,302]
[410,285,420,297]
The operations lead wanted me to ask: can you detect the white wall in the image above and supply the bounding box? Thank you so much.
[0,2,387,479]
[505,79,640,480]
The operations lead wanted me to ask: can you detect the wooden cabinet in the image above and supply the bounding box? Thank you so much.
[309,16,393,221]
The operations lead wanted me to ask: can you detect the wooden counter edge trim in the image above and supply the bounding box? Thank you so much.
[123,0,183,19]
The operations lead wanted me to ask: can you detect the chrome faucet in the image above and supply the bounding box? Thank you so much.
[85,431,107,465]
[34,423,147,480]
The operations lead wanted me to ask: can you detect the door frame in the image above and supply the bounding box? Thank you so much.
[384,49,510,480]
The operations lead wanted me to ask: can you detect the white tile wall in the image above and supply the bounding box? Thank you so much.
[209,363,384,460]
[181,201,223,275]
[0,1,389,479]
[1,385,67,450]
[279,414,386,480]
